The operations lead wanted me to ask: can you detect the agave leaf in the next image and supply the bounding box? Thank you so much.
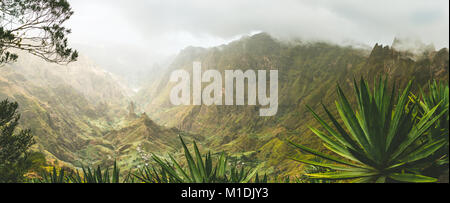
[179,136,201,182]
[308,126,350,159]
[389,173,437,183]
[112,161,119,183]
[336,85,373,158]
[350,176,376,183]
[320,103,364,154]
[386,80,412,150]
[322,143,369,166]
[205,152,213,178]
[354,78,377,151]
[96,166,103,183]
[216,152,227,178]
[192,141,206,180]
[399,139,447,163]
[288,141,368,169]
[391,103,446,161]
[307,105,357,151]
[70,170,83,183]
[307,171,378,179]
[58,168,64,183]
[152,155,184,182]
[290,157,367,172]
[169,154,192,182]
[241,165,262,183]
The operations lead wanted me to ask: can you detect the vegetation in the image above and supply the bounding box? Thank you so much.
[0,0,78,65]
[289,77,448,183]
[30,136,264,183]
[141,33,449,179]
[0,99,36,182]
[1,76,448,183]
[0,30,448,183]
[413,80,449,179]
[296,158,335,183]
[135,136,263,183]
[31,161,135,183]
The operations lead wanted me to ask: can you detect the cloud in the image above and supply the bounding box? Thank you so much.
[65,0,449,79]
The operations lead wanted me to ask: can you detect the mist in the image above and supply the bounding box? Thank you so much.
[65,0,449,85]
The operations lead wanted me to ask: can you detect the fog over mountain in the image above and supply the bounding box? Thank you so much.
[66,0,449,86]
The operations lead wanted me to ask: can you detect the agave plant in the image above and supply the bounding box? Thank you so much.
[134,136,261,183]
[134,163,174,183]
[69,161,127,183]
[290,77,448,183]
[419,80,449,139]
[31,167,69,183]
[32,161,133,183]
[413,80,449,178]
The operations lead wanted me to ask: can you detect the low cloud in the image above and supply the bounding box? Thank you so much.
[66,0,449,78]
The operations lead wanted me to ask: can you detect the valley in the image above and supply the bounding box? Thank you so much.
[0,33,448,178]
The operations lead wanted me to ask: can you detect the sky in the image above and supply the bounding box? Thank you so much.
[65,0,449,80]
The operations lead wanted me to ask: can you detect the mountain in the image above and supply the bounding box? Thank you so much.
[0,52,131,167]
[103,113,203,169]
[1,33,447,177]
[0,52,198,169]
[137,33,449,176]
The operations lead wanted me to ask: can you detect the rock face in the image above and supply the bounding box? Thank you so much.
[138,33,449,176]
[1,33,448,176]
[0,51,191,169]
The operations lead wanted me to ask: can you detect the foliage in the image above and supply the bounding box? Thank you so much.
[27,151,47,171]
[417,80,449,141]
[0,99,35,182]
[134,136,262,183]
[1,32,448,182]
[30,136,264,183]
[0,0,78,64]
[33,167,68,183]
[296,158,334,183]
[289,77,448,183]
[31,161,135,183]
[413,80,449,178]
[69,161,126,183]
[142,33,448,179]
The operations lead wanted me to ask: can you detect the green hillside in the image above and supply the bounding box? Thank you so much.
[138,33,449,177]
[1,33,447,179]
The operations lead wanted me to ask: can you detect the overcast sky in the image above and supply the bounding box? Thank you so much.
[66,0,449,76]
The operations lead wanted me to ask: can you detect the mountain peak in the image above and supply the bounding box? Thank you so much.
[139,112,151,122]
